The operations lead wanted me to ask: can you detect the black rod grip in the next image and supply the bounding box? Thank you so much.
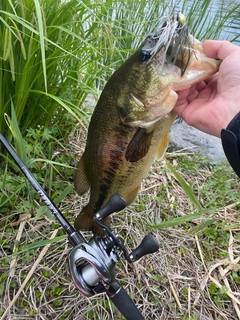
[106,281,144,320]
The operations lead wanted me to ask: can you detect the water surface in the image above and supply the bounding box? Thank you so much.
[179,0,240,44]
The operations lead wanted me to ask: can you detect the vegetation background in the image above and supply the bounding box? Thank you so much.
[1,0,240,319]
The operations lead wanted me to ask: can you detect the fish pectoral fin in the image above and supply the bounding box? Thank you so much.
[156,132,170,160]
[125,127,153,162]
[74,156,90,196]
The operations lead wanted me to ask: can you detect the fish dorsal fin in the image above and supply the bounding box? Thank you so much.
[125,127,153,162]
[74,155,90,196]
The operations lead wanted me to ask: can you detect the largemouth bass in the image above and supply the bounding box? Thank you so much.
[74,11,220,235]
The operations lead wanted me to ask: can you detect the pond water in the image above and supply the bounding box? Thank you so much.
[210,0,240,44]
[178,0,240,45]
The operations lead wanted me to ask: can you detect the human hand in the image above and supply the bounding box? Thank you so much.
[174,40,240,137]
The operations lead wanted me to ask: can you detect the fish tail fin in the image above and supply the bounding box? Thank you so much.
[74,206,110,236]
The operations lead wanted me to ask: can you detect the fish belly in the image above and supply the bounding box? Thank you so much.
[74,110,176,235]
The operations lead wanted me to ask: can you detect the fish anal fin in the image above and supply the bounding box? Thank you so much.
[74,206,110,236]
[74,156,90,196]
[125,128,153,162]
[122,184,141,205]
[156,132,170,160]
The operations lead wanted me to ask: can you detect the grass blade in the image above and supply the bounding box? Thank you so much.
[188,218,216,234]
[4,102,27,163]
[152,212,202,229]
[33,0,47,91]
[167,160,204,213]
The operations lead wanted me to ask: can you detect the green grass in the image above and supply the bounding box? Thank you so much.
[1,0,239,141]
[1,137,240,318]
[0,0,239,214]
[0,0,165,140]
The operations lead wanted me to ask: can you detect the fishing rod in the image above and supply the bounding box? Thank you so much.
[0,133,159,320]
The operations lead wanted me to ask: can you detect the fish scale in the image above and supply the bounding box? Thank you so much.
[74,11,220,235]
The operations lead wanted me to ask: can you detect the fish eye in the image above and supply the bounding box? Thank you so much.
[139,49,151,63]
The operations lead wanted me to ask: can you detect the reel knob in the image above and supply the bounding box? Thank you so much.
[95,193,127,220]
[129,234,159,262]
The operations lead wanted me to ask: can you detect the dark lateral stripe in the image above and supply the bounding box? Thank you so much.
[94,183,109,212]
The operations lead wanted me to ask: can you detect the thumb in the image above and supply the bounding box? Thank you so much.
[203,40,237,60]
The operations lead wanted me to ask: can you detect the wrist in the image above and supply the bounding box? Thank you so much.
[221,112,240,177]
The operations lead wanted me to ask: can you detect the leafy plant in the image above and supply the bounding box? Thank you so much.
[0,0,100,139]
[1,0,239,142]
[0,112,75,221]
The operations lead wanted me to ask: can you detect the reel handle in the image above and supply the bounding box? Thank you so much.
[106,281,144,320]
[96,193,126,220]
[129,234,159,262]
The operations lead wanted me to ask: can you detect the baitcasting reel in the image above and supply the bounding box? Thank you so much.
[0,133,159,320]
[69,193,159,298]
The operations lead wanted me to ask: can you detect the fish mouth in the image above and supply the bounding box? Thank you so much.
[140,10,192,75]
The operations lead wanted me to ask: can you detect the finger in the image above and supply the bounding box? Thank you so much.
[203,73,217,85]
[187,89,199,102]
[187,81,207,102]
[203,40,238,60]
[195,80,206,91]
[176,87,191,104]
[173,100,188,116]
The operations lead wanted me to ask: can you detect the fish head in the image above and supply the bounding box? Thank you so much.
[117,11,220,128]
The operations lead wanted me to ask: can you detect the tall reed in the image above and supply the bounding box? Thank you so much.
[0,0,239,143]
